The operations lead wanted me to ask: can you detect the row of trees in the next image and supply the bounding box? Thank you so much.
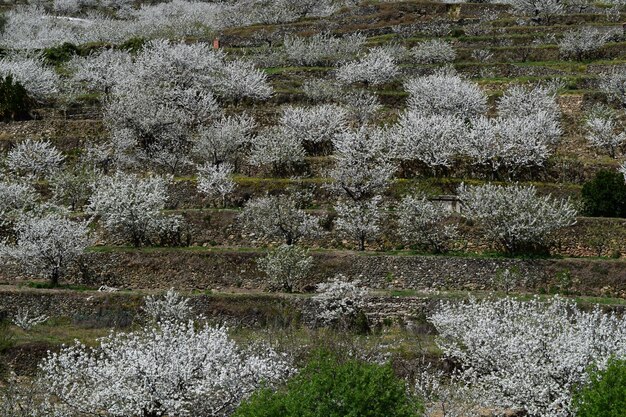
[3,289,626,417]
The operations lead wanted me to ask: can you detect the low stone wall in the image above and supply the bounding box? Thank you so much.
[3,250,626,296]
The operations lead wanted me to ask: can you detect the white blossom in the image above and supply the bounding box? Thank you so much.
[196,162,236,205]
[87,172,182,247]
[12,308,49,330]
[0,212,92,285]
[257,244,313,292]
[334,196,383,251]
[397,194,459,253]
[143,289,193,323]
[0,53,60,100]
[313,276,367,326]
[458,183,577,254]
[239,193,321,245]
[393,111,467,170]
[248,127,306,172]
[330,127,396,201]
[336,47,399,86]
[279,104,349,145]
[0,180,38,229]
[5,139,64,180]
[411,39,456,64]
[192,114,256,166]
[340,90,383,124]
[40,320,292,417]
[67,48,132,94]
[404,69,487,118]
[600,69,626,108]
[283,33,365,66]
[430,296,626,417]
[584,105,626,157]
[558,27,609,60]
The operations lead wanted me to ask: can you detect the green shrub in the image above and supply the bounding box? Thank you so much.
[234,352,422,417]
[0,75,32,121]
[119,37,146,53]
[43,42,79,65]
[581,170,626,218]
[574,358,626,417]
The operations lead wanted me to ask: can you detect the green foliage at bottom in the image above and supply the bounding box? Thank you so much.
[234,352,422,417]
[574,358,626,417]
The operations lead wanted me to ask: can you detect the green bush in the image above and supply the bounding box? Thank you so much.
[43,42,79,65]
[581,170,626,218]
[234,352,422,417]
[0,75,32,121]
[574,358,626,417]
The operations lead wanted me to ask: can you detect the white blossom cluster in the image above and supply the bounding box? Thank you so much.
[0,180,38,229]
[239,193,321,245]
[279,104,349,146]
[600,68,626,108]
[330,127,396,201]
[430,296,626,417]
[196,162,236,206]
[584,105,626,157]
[313,276,367,326]
[458,183,577,253]
[87,172,182,247]
[257,244,313,292]
[411,39,456,64]
[15,0,339,48]
[12,308,49,331]
[336,47,400,86]
[96,40,270,174]
[192,114,256,167]
[0,212,92,285]
[334,196,383,251]
[248,126,306,171]
[283,33,366,66]
[396,72,561,174]
[40,320,292,417]
[397,194,459,253]
[143,288,194,323]
[558,26,610,60]
[5,139,65,180]
[0,53,60,100]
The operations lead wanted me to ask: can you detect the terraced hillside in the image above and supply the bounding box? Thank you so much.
[2,0,626,415]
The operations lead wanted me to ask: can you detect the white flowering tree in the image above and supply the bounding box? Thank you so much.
[143,289,194,323]
[411,39,456,64]
[393,111,467,171]
[239,193,321,245]
[0,180,38,230]
[0,212,92,286]
[40,319,292,417]
[336,47,399,86]
[279,104,349,152]
[196,162,236,206]
[50,165,97,211]
[330,127,396,201]
[340,90,383,125]
[5,139,65,180]
[397,194,458,254]
[505,0,564,24]
[283,33,365,66]
[600,69,626,108]
[458,183,577,254]
[430,296,626,417]
[404,69,487,118]
[248,127,306,173]
[313,276,367,327]
[87,172,182,247]
[558,27,609,61]
[584,105,625,158]
[334,196,383,251]
[0,54,60,100]
[192,114,256,167]
[257,244,313,292]
[67,48,132,95]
